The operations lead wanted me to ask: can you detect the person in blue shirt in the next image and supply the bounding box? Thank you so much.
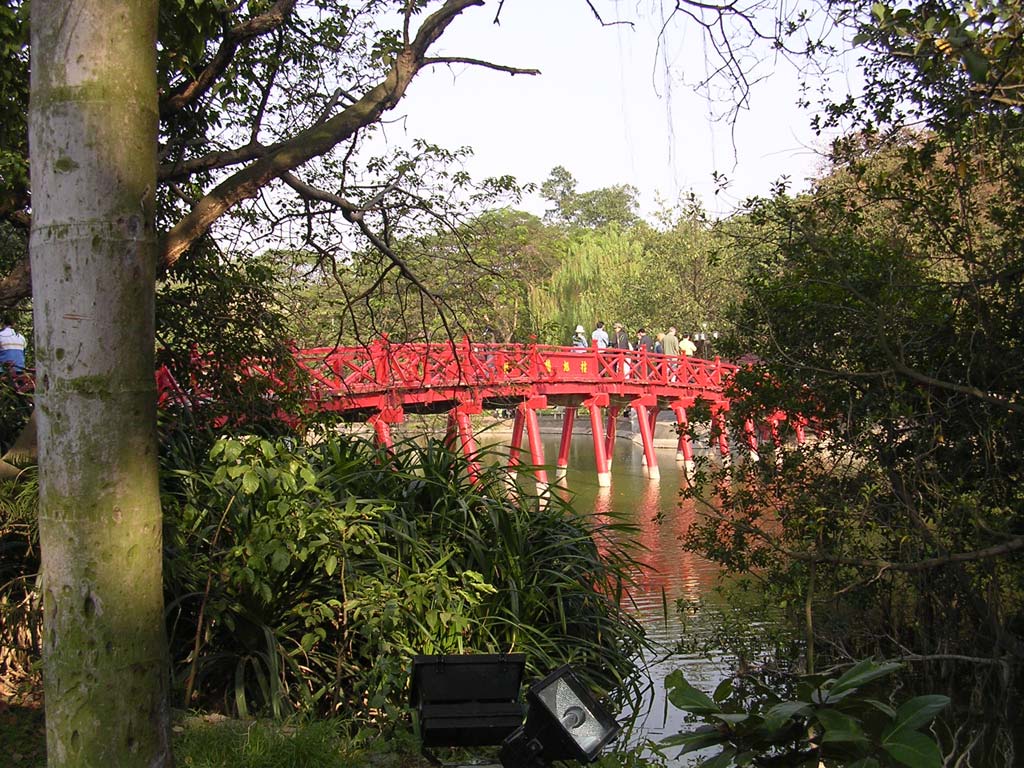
[0,316,27,372]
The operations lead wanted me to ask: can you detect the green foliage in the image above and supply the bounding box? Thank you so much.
[661,661,949,767]
[541,166,641,230]
[161,429,646,721]
[0,1,27,208]
[156,243,307,429]
[0,469,39,695]
[172,716,395,768]
[0,373,31,456]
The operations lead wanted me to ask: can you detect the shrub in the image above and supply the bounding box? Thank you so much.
[162,430,647,722]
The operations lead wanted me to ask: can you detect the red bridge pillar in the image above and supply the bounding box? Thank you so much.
[518,396,549,492]
[711,400,732,466]
[671,397,696,475]
[448,401,483,482]
[632,394,660,480]
[584,393,610,487]
[743,417,760,463]
[604,405,619,468]
[368,406,404,450]
[556,406,576,484]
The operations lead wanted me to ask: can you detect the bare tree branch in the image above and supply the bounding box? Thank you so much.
[422,56,541,76]
[161,0,486,269]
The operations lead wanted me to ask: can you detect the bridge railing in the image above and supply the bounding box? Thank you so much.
[293,340,737,400]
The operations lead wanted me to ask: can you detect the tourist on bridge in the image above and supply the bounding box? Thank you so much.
[654,332,665,354]
[681,332,697,357]
[0,316,27,372]
[610,322,631,350]
[572,325,588,348]
[636,327,654,353]
[591,321,609,349]
[662,326,680,356]
[610,322,631,377]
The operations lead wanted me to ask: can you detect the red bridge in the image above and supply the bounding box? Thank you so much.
[269,340,803,487]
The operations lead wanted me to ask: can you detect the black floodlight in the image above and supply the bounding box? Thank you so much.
[411,654,527,748]
[499,665,620,768]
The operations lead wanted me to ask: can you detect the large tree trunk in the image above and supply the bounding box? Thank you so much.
[29,3,171,767]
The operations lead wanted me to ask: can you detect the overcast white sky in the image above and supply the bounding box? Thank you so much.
[385,1,856,220]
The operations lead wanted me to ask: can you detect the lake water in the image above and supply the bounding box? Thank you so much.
[531,429,743,761]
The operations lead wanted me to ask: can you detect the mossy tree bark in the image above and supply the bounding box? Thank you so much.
[29,2,171,767]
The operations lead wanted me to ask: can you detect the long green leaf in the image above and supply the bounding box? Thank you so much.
[666,670,721,714]
[883,695,950,739]
[882,729,943,768]
[828,660,902,697]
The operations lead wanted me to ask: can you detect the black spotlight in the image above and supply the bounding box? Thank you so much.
[499,665,620,768]
[410,654,527,748]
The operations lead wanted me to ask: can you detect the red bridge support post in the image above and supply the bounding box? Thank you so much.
[632,394,660,480]
[584,394,611,487]
[671,397,695,475]
[368,406,404,450]
[556,406,576,484]
[768,412,786,468]
[519,396,549,493]
[452,402,483,482]
[605,406,619,468]
[508,408,525,481]
[711,401,732,466]
[794,415,807,445]
[744,417,760,463]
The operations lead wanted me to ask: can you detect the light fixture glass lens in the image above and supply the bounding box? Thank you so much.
[536,678,607,752]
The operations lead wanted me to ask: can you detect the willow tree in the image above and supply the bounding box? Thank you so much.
[29,3,171,767]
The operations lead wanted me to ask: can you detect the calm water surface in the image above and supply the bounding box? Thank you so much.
[533,431,741,760]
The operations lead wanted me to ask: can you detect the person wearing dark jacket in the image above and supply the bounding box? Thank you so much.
[611,322,631,350]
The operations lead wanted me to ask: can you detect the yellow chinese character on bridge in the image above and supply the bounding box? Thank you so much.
[562,361,570,372]
[544,359,552,373]
[503,362,511,373]
[580,362,588,374]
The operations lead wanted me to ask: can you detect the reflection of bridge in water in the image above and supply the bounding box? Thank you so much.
[284,340,808,487]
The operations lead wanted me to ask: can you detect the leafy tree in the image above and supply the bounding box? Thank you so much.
[327,208,561,344]
[540,166,641,230]
[680,3,1024,754]
[629,196,745,340]
[529,224,645,342]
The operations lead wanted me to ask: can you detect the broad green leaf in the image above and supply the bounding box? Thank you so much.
[271,547,290,572]
[763,700,811,732]
[241,469,260,494]
[713,677,734,702]
[659,726,724,751]
[829,660,902,696]
[862,698,898,719]
[666,670,721,714]
[962,49,990,81]
[711,713,750,725]
[698,748,737,768]
[815,708,867,744]
[882,729,943,768]
[884,695,950,738]
[324,554,338,576]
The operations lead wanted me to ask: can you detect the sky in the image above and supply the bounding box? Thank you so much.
[386,1,858,221]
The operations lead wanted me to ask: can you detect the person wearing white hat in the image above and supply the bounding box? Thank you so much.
[572,325,588,348]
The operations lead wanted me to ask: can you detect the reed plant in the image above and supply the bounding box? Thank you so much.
[161,428,648,723]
